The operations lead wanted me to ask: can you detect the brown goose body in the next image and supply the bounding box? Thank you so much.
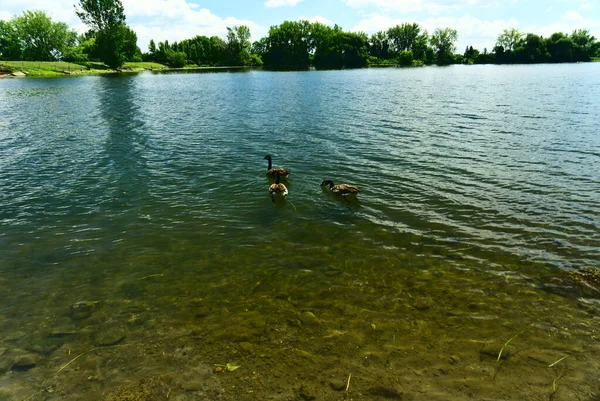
[264,155,290,180]
[269,183,288,197]
[269,172,288,199]
[267,167,290,178]
[321,180,360,197]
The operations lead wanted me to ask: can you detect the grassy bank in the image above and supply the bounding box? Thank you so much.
[122,62,169,70]
[0,61,169,77]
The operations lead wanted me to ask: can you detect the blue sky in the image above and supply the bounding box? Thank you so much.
[1,0,598,54]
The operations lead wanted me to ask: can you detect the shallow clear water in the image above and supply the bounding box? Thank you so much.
[0,65,599,400]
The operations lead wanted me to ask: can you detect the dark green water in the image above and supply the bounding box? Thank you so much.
[0,65,599,401]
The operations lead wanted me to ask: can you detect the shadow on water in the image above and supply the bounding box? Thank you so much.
[97,75,150,212]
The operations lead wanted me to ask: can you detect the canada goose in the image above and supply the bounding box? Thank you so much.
[321,180,360,198]
[269,172,288,201]
[264,154,290,180]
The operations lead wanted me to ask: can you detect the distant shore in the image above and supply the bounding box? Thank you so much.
[0,61,169,78]
[2,58,599,79]
[0,61,266,78]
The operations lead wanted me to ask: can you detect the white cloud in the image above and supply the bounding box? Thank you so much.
[298,15,333,25]
[121,0,264,51]
[264,0,303,8]
[349,13,405,33]
[1,0,266,51]
[350,8,600,53]
[341,0,502,15]
[563,11,583,21]
[1,0,80,26]
[523,10,600,38]
[579,2,593,11]
[423,14,521,50]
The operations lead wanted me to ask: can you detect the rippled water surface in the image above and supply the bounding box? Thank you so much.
[1,65,599,401]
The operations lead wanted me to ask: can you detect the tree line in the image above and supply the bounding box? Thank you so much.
[466,28,599,64]
[144,26,260,68]
[0,0,141,69]
[1,0,599,70]
[147,21,457,68]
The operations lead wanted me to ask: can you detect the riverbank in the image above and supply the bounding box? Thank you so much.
[0,61,169,77]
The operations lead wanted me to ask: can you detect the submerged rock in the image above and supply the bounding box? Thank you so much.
[3,331,26,341]
[239,342,255,354]
[26,335,66,355]
[95,327,125,346]
[69,301,100,320]
[180,378,204,391]
[105,376,170,401]
[329,379,346,391]
[479,342,508,360]
[368,385,404,399]
[12,353,41,370]
[299,383,317,400]
[299,311,319,326]
[412,298,434,311]
[48,327,78,338]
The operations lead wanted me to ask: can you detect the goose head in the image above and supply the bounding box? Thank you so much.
[321,180,335,189]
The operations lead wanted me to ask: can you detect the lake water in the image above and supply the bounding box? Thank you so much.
[0,64,599,401]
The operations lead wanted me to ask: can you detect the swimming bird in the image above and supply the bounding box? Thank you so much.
[269,172,288,201]
[321,180,360,198]
[264,154,290,180]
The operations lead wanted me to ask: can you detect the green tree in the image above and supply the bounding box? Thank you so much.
[387,23,422,57]
[430,27,458,65]
[155,40,169,62]
[474,47,494,64]
[165,49,186,67]
[313,30,369,68]
[570,29,596,62]
[188,43,198,62]
[10,10,77,61]
[76,33,99,59]
[515,33,549,63]
[95,25,126,68]
[208,36,226,65]
[0,20,21,59]
[263,20,312,68]
[75,0,125,31]
[496,28,523,52]
[412,31,429,62]
[121,25,141,61]
[369,31,389,59]
[169,35,213,65]
[251,37,269,56]
[75,0,134,69]
[148,39,156,55]
[308,21,333,55]
[248,53,263,66]
[397,49,414,66]
[226,25,251,65]
[546,32,573,62]
[463,45,479,64]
